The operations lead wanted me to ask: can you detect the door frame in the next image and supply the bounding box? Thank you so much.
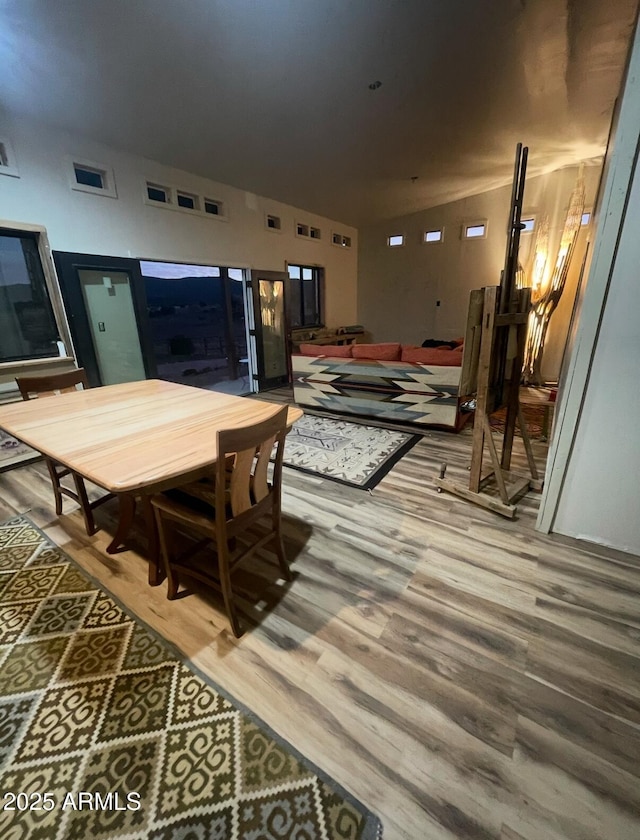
[53,252,157,387]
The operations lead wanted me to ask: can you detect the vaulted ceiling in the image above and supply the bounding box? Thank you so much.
[0,0,637,226]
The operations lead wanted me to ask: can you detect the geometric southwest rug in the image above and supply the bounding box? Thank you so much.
[283,414,421,490]
[0,516,382,840]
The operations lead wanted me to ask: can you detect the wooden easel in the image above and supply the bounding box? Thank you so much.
[435,144,541,518]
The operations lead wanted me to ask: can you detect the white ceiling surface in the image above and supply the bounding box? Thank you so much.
[0,0,637,226]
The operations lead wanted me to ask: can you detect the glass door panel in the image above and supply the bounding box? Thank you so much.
[54,252,155,388]
[251,270,289,390]
[141,262,252,395]
[78,270,147,385]
[143,264,226,388]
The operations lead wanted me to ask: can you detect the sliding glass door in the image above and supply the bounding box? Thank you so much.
[55,253,253,394]
[141,262,249,394]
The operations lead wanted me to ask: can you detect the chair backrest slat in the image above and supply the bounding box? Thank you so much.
[252,433,276,503]
[216,406,289,523]
[229,449,256,515]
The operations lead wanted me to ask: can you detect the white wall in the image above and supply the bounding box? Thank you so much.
[551,155,639,552]
[0,114,358,329]
[540,17,640,554]
[357,165,599,381]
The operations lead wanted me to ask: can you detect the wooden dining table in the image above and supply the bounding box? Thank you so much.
[0,379,302,584]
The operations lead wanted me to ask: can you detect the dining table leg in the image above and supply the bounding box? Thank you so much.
[104,493,163,586]
[140,494,164,586]
[106,494,137,555]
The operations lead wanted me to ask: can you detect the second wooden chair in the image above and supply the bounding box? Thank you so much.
[151,405,292,637]
[15,368,114,535]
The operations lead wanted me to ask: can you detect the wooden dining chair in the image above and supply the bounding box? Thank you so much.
[151,405,291,637]
[15,369,113,535]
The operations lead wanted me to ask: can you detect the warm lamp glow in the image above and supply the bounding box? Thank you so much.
[521,168,586,385]
[530,216,549,295]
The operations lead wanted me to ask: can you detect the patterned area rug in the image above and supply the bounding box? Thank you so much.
[0,430,38,471]
[0,516,382,840]
[488,404,550,440]
[284,414,421,489]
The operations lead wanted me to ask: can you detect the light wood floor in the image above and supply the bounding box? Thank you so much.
[1,398,639,840]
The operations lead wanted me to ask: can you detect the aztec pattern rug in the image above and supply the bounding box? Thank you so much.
[283,414,420,489]
[0,516,382,840]
[292,356,460,427]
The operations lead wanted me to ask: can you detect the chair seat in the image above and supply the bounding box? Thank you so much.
[152,491,218,534]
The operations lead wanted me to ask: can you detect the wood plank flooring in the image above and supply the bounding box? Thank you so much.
[1,393,639,840]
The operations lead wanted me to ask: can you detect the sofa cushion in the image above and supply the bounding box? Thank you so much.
[421,337,465,349]
[421,338,456,349]
[401,346,462,366]
[298,343,353,357]
[351,342,401,361]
